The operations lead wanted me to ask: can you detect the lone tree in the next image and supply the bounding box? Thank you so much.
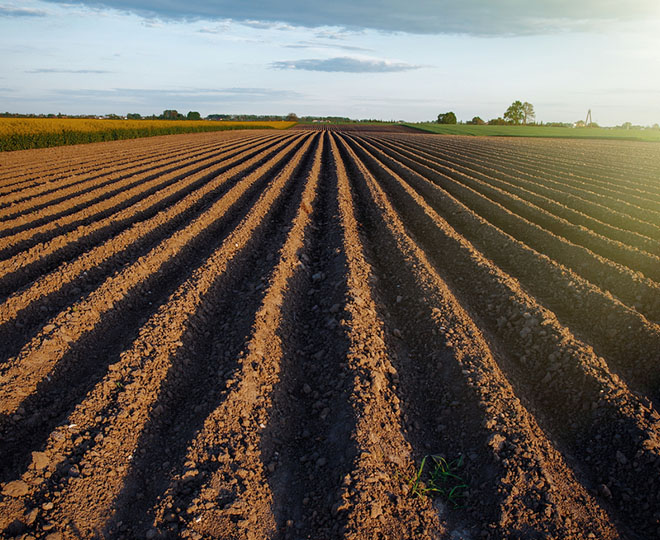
[504,101,535,125]
[522,102,535,125]
[504,101,524,125]
[187,111,201,120]
[437,111,457,124]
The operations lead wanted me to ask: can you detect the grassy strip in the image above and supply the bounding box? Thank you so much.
[407,123,660,142]
[0,119,296,151]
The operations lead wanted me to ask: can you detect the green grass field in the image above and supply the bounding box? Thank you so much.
[407,123,660,142]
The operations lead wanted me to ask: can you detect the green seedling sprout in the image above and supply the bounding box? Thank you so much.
[408,454,468,508]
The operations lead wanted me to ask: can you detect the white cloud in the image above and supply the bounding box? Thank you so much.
[41,0,659,36]
[0,5,48,16]
[272,57,421,73]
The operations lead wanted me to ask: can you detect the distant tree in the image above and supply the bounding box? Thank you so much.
[653,123,660,130]
[504,101,524,125]
[127,113,142,120]
[161,109,183,120]
[187,111,201,120]
[621,122,632,130]
[467,116,485,125]
[437,112,457,124]
[488,117,507,125]
[522,102,535,125]
[286,112,299,122]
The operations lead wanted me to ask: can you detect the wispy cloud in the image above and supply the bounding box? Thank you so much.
[26,68,113,74]
[197,23,230,34]
[272,57,421,73]
[0,5,48,17]
[238,19,294,31]
[40,0,660,35]
[284,41,371,52]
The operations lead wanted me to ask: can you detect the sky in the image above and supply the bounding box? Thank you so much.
[1,0,660,125]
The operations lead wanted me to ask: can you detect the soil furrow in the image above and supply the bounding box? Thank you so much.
[0,135,291,241]
[0,131,267,194]
[360,136,660,318]
[339,132,622,539]
[401,136,660,236]
[341,133,660,537]
[255,134,357,540]
[1,127,658,539]
[0,134,298,260]
[376,137,660,265]
[416,135,660,197]
[123,134,325,540]
[0,132,320,539]
[0,133,315,419]
[0,134,273,217]
[386,136,660,254]
[413,136,660,212]
[0,133,297,297]
[345,135,660,391]
[0,135,315,489]
[0,134,307,363]
[328,133,443,539]
[0,135,223,199]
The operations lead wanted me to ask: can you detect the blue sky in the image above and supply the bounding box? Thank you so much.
[1,0,659,125]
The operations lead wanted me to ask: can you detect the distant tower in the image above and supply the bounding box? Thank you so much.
[585,109,592,127]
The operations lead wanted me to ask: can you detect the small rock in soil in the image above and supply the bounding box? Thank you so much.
[32,451,50,470]
[487,434,506,453]
[599,484,612,498]
[370,504,382,519]
[26,508,39,525]
[2,480,29,497]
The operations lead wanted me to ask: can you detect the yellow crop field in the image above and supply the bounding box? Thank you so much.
[0,118,296,151]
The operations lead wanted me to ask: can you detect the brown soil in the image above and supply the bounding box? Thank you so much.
[0,127,659,540]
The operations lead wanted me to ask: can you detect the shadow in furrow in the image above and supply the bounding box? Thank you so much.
[336,134,508,534]
[0,139,308,482]
[339,135,659,539]
[0,136,306,363]
[0,140,246,232]
[0,135,293,260]
[103,134,321,540]
[263,134,357,540]
[0,137,258,219]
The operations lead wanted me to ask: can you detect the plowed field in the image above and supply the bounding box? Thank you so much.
[0,127,659,540]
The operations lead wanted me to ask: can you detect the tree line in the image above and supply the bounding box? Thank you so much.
[438,100,536,126]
